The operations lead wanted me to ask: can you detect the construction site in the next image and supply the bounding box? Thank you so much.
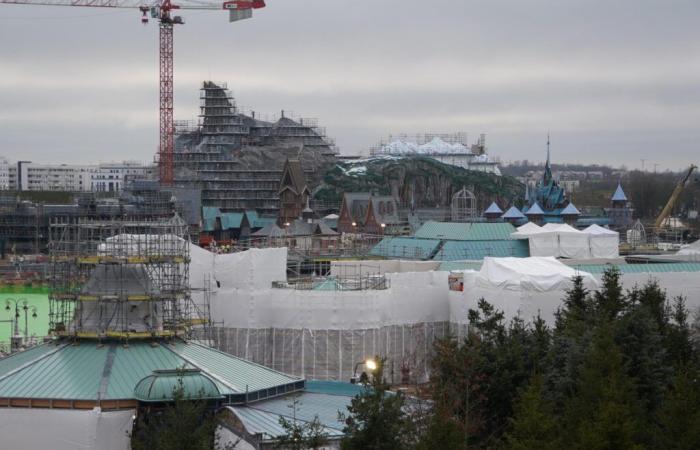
[174,81,338,215]
[47,214,210,340]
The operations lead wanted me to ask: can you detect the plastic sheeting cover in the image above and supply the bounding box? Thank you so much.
[477,257,597,291]
[0,407,134,450]
[584,224,620,258]
[677,239,700,256]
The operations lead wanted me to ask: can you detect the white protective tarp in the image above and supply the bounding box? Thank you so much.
[205,247,450,382]
[677,239,700,256]
[0,407,134,450]
[553,224,592,259]
[477,257,596,291]
[584,224,620,258]
[450,257,598,325]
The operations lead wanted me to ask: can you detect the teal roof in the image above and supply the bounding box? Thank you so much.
[571,262,700,274]
[244,210,259,224]
[228,391,350,442]
[202,206,221,232]
[370,237,441,260]
[612,183,628,201]
[305,380,365,397]
[252,217,277,228]
[220,212,244,230]
[502,206,525,219]
[170,341,302,400]
[434,240,529,261]
[0,340,303,404]
[134,369,221,402]
[484,202,503,215]
[414,222,517,241]
[466,223,517,240]
[415,221,471,240]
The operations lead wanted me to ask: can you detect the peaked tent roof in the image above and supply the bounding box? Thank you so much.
[560,202,581,215]
[584,224,619,235]
[502,206,526,219]
[511,222,544,237]
[484,202,504,215]
[612,183,628,202]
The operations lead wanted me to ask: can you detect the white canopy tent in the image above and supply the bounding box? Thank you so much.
[584,224,620,258]
[513,223,592,259]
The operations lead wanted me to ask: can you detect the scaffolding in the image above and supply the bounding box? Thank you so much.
[370,132,470,155]
[48,214,210,341]
[173,81,338,215]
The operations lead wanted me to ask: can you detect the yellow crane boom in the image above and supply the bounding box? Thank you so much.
[654,164,697,229]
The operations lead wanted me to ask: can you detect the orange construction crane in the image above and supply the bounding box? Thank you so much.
[0,0,266,185]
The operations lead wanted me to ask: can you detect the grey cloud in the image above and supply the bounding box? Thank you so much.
[0,0,699,170]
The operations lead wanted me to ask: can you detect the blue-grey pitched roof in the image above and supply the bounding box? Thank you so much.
[484,202,503,215]
[501,206,525,219]
[525,202,544,215]
[560,203,581,215]
[612,183,628,201]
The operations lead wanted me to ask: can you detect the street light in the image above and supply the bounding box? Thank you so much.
[4,297,38,352]
[351,358,377,384]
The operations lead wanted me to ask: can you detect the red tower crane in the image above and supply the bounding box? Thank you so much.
[0,0,266,186]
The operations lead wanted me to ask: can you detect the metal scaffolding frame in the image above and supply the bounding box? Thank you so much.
[48,214,210,341]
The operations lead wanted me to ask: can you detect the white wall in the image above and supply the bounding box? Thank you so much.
[0,407,134,450]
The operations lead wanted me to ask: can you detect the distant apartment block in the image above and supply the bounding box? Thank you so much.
[1,159,155,192]
[0,156,9,190]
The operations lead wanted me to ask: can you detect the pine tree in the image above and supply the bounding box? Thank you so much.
[593,266,626,320]
[655,367,700,450]
[565,326,645,450]
[503,374,559,450]
[339,357,412,450]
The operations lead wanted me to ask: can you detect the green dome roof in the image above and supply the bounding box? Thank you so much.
[134,368,222,402]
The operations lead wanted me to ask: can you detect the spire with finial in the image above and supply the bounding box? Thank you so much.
[543,132,553,185]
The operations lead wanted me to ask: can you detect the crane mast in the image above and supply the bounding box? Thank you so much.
[1,0,265,186]
[654,164,698,230]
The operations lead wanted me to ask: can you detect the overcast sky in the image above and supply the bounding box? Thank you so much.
[1,0,698,170]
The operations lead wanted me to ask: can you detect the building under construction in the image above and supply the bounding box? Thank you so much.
[0,181,201,257]
[174,81,338,215]
[47,214,209,340]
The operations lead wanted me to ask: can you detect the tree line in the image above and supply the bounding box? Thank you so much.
[340,267,700,449]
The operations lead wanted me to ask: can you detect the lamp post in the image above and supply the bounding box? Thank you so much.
[351,358,377,384]
[5,298,38,352]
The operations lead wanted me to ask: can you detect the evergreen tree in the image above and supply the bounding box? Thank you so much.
[655,367,700,450]
[565,326,645,450]
[593,266,626,320]
[339,357,412,450]
[502,374,559,450]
